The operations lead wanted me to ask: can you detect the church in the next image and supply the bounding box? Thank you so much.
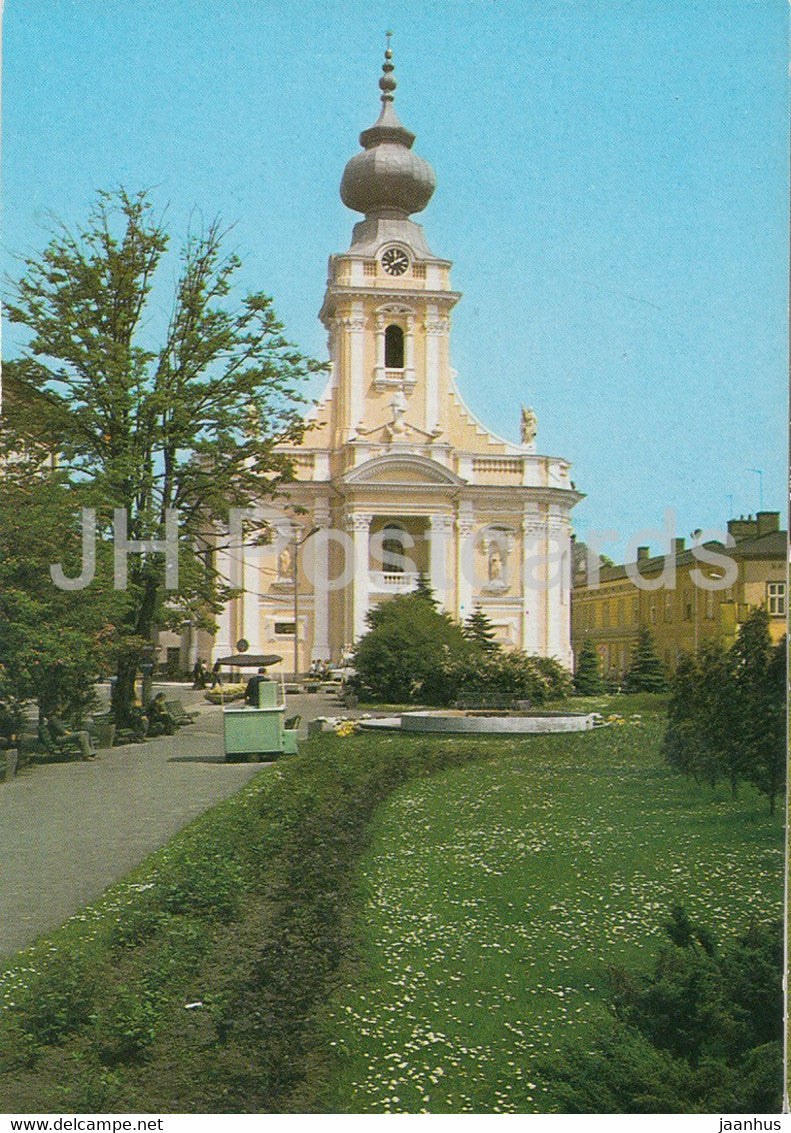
[208,47,582,673]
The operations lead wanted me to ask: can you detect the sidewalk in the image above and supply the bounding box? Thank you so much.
[0,700,256,959]
[0,685,372,959]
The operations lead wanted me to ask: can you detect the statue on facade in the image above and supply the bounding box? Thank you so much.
[388,387,409,436]
[488,545,504,581]
[278,544,294,580]
[520,405,537,445]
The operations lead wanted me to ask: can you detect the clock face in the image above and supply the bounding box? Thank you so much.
[381,247,410,276]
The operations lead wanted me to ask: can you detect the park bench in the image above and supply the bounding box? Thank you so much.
[165,700,198,726]
[452,697,518,712]
[15,725,86,761]
[0,747,18,782]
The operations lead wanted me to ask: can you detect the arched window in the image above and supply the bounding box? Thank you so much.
[385,324,404,369]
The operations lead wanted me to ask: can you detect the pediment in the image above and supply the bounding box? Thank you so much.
[342,454,465,487]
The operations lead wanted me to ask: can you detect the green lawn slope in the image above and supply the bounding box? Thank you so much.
[0,695,781,1113]
[318,701,783,1113]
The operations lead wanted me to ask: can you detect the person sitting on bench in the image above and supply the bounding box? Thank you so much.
[46,707,96,761]
[147,693,176,737]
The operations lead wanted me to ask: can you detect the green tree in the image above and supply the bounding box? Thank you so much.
[353,591,468,704]
[665,611,787,813]
[5,188,323,725]
[0,457,118,721]
[542,910,783,1113]
[573,636,604,695]
[663,652,699,776]
[412,572,439,609]
[624,627,667,693]
[730,610,786,814]
[463,606,499,653]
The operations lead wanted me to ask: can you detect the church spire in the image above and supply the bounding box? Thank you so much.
[340,38,436,220]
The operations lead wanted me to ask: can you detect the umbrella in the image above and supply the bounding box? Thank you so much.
[216,654,282,668]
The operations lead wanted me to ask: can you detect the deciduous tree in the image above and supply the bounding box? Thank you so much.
[5,188,324,724]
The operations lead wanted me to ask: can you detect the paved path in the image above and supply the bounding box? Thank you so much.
[0,685,353,959]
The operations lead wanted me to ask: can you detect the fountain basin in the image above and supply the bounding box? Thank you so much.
[360,710,596,735]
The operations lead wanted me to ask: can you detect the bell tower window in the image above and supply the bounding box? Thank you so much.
[374,308,416,390]
[385,324,404,369]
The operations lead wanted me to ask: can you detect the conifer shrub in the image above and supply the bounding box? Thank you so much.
[543,908,783,1113]
[624,627,667,693]
[573,637,604,695]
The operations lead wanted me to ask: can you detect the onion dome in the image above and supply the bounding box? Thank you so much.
[340,44,436,219]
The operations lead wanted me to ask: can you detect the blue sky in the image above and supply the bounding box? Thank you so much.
[3,0,788,555]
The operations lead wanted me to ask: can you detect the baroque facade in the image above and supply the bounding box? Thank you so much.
[210,49,582,672]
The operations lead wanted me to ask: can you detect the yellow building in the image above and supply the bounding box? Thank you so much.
[571,512,787,678]
[209,49,582,674]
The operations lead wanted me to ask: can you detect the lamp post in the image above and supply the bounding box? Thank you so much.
[292,526,319,680]
[748,468,764,511]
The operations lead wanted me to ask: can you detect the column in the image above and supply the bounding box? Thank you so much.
[374,313,386,385]
[242,546,262,652]
[404,314,416,388]
[346,511,372,642]
[546,509,572,666]
[429,513,454,610]
[455,501,475,623]
[424,306,446,434]
[521,503,545,654]
[311,498,332,661]
[345,305,366,433]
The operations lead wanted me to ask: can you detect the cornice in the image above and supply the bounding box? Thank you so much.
[322,285,461,308]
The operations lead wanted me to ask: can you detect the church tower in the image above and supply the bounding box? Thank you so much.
[211,45,582,672]
[318,42,456,447]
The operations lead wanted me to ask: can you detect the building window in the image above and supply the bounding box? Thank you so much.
[385,324,404,368]
[767,582,786,616]
[381,523,407,574]
[684,593,693,621]
[631,597,639,625]
[274,621,296,636]
[412,263,426,279]
[617,597,625,623]
[705,591,715,619]
[664,593,673,622]
[364,260,377,276]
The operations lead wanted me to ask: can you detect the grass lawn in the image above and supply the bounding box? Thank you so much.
[318,697,784,1113]
[0,694,781,1113]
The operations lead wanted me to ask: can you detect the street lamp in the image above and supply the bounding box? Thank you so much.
[292,525,319,680]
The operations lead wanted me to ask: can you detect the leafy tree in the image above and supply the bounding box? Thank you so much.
[0,455,118,721]
[353,592,468,704]
[573,636,604,695]
[624,627,667,693]
[441,648,570,707]
[463,606,499,653]
[5,188,323,724]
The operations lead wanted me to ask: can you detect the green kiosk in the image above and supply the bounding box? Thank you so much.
[218,653,299,761]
